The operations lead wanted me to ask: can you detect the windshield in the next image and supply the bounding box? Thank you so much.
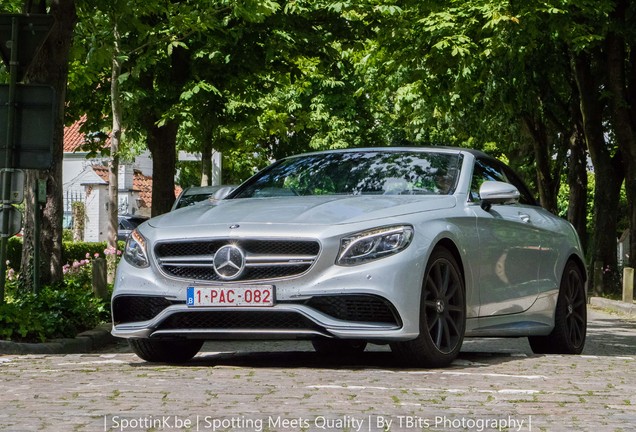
[233,150,462,198]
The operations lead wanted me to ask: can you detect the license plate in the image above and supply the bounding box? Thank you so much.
[186,285,274,307]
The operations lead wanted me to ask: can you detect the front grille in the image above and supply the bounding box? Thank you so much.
[164,265,311,281]
[305,295,400,325]
[156,240,320,257]
[156,311,319,331]
[112,296,178,324]
[154,239,320,282]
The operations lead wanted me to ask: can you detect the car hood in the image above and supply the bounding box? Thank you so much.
[149,195,457,229]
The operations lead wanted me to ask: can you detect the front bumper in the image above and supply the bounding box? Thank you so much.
[111,235,428,342]
[112,301,404,341]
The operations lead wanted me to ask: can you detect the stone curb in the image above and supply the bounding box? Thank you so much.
[589,296,636,317]
[0,323,116,355]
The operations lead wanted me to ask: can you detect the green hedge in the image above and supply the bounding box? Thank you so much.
[0,284,109,342]
[6,238,125,272]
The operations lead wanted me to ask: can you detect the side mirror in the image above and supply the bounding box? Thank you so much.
[479,181,520,211]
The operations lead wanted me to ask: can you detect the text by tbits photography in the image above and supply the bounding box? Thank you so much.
[103,413,533,432]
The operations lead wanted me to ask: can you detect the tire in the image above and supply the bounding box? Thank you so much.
[529,261,587,355]
[312,339,367,356]
[128,338,204,363]
[391,246,466,368]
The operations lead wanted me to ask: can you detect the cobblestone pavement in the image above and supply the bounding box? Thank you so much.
[0,308,635,432]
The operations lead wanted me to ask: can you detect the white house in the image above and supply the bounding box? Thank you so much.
[63,117,156,241]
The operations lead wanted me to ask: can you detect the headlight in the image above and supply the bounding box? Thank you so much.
[337,225,414,266]
[124,229,149,268]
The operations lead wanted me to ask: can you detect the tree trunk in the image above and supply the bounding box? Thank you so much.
[19,0,77,288]
[140,45,190,215]
[572,51,624,294]
[108,25,122,241]
[147,121,178,216]
[200,134,213,187]
[19,171,38,289]
[106,21,124,282]
[567,119,588,251]
[606,11,636,270]
[521,115,560,214]
[71,201,84,242]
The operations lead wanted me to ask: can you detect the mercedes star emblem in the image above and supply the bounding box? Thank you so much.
[213,245,245,280]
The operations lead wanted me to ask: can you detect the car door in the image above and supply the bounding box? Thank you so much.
[470,158,545,317]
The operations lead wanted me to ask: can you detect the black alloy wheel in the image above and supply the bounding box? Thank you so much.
[391,246,466,368]
[529,260,587,354]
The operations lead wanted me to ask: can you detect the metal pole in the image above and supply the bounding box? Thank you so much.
[0,16,19,304]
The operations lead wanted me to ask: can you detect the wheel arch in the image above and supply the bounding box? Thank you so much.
[433,238,466,286]
[566,253,588,284]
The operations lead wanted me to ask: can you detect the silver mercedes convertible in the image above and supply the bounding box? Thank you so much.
[111,147,587,367]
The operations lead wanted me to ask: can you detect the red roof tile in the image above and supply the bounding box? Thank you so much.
[64,116,111,153]
[89,166,155,209]
[92,165,109,183]
[133,169,153,209]
[91,168,181,210]
[63,116,87,153]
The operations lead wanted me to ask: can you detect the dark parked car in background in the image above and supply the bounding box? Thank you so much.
[171,185,236,211]
[117,215,148,241]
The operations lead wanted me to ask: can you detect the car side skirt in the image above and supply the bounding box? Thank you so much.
[465,289,558,337]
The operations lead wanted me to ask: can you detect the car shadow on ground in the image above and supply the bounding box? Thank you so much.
[125,325,636,369]
[183,351,526,370]
[126,342,533,371]
[119,312,636,369]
